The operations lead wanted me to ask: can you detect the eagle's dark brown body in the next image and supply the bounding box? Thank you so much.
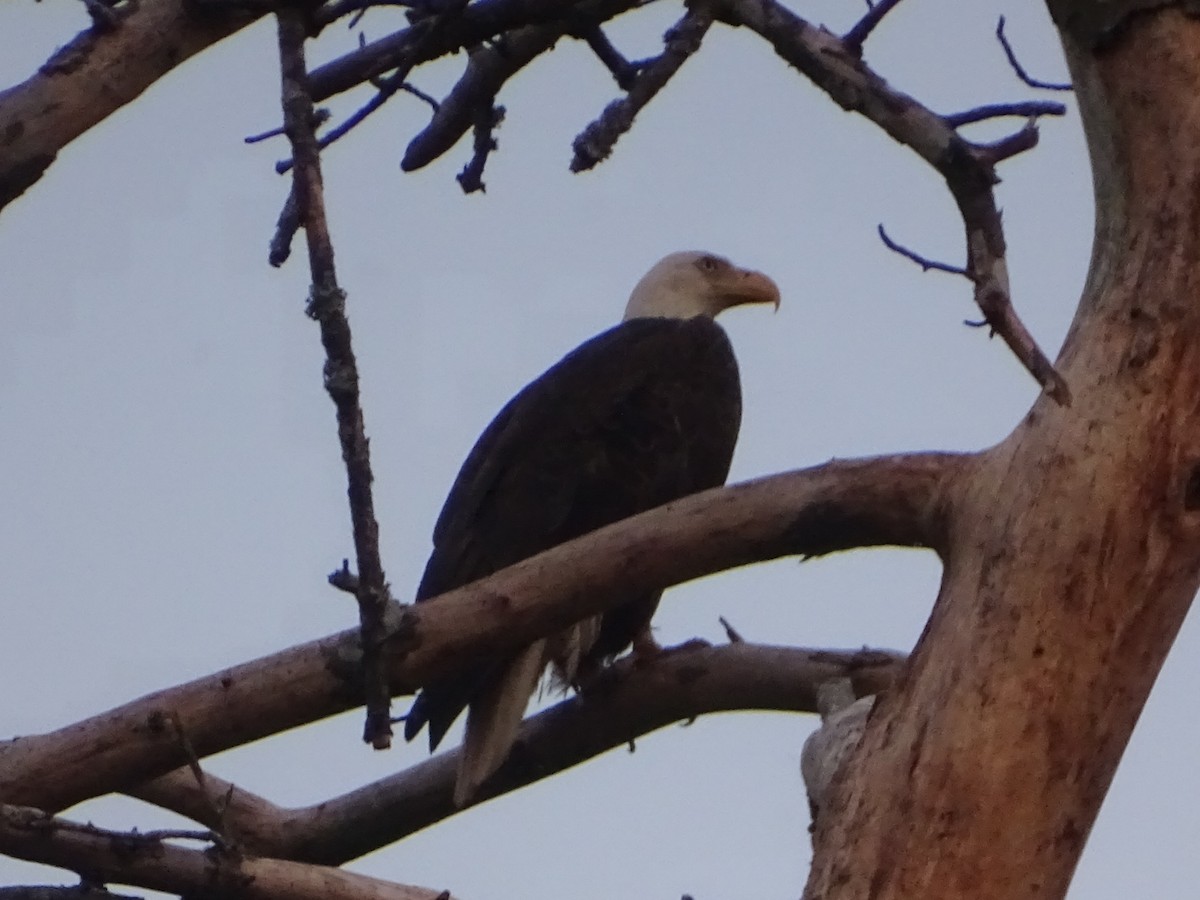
[404,316,743,763]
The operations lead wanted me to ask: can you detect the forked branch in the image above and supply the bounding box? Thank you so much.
[130,643,905,861]
[0,452,962,815]
[0,805,452,900]
[711,0,1070,403]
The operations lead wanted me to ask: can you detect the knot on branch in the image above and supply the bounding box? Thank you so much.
[305,284,347,320]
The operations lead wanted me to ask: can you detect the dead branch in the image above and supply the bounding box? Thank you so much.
[276,9,393,750]
[996,15,1072,91]
[571,6,714,172]
[944,100,1066,128]
[712,0,1070,405]
[878,225,969,276]
[842,0,905,53]
[0,0,260,213]
[402,24,565,172]
[130,643,904,861]
[456,103,505,193]
[0,805,453,900]
[580,24,642,88]
[0,453,961,815]
[307,0,644,101]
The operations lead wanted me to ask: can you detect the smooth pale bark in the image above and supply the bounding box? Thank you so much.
[0,456,952,814]
[805,7,1200,898]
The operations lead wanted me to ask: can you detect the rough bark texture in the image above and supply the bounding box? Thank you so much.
[0,455,953,815]
[804,6,1200,898]
[0,0,259,211]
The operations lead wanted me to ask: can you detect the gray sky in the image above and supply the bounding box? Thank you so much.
[1,1,1192,897]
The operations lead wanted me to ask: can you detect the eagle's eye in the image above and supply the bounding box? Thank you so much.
[697,255,723,273]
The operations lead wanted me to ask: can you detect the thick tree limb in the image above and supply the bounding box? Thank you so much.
[0,805,453,900]
[0,453,961,814]
[129,643,905,861]
[277,11,393,750]
[712,0,1070,404]
[0,0,261,213]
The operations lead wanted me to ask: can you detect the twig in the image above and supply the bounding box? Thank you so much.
[714,0,1070,404]
[572,5,714,172]
[276,8,393,749]
[399,81,440,111]
[402,22,564,172]
[580,24,641,89]
[996,16,1072,92]
[944,100,1066,129]
[315,0,441,29]
[165,713,233,847]
[457,104,505,193]
[268,184,301,267]
[973,117,1040,165]
[718,616,744,643]
[877,225,968,276]
[842,0,904,53]
[246,109,330,145]
[279,0,469,174]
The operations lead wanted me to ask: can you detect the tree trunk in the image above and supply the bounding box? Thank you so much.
[805,5,1200,897]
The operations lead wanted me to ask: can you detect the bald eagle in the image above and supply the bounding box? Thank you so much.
[405,251,780,805]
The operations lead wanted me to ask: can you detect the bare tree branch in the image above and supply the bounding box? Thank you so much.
[0,453,962,815]
[402,25,566,173]
[306,0,646,102]
[572,6,714,172]
[995,15,1072,92]
[276,7,393,749]
[944,100,1066,128]
[0,0,262,213]
[712,0,1070,405]
[0,805,454,900]
[130,643,904,861]
[0,887,140,900]
[842,0,905,53]
[580,24,642,89]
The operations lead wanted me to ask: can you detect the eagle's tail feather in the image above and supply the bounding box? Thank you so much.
[454,638,547,807]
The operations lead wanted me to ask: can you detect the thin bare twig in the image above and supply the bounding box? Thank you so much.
[718,616,744,643]
[279,0,469,174]
[714,0,1069,404]
[842,0,904,53]
[457,104,505,193]
[402,22,565,172]
[877,225,968,276]
[276,9,393,749]
[973,117,1040,165]
[572,5,714,172]
[944,100,1066,129]
[996,15,1071,92]
[580,24,642,89]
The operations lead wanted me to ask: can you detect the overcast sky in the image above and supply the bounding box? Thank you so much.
[1,1,1193,897]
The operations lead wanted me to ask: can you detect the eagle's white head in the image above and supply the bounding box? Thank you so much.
[623,251,781,321]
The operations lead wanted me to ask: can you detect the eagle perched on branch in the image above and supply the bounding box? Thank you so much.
[404,251,780,805]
